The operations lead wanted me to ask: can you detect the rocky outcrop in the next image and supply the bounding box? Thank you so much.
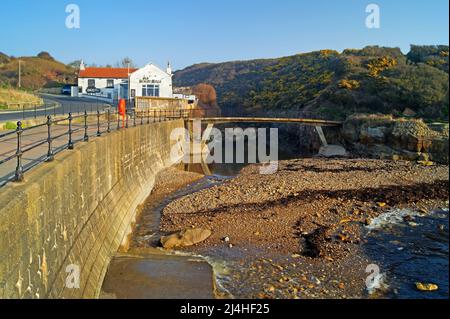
[160,228,212,249]
[343,114,449,164]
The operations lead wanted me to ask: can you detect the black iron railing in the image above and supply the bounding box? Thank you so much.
[0,108,205,187]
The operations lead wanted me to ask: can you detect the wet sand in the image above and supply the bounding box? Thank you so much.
[100,168,218,299]
[159,159,449,298]
[101,248,216,299]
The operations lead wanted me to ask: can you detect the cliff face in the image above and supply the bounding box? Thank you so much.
[342,115,449,164]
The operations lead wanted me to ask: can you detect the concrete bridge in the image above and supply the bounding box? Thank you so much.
[184,116,343,151]
[0,112,342,299]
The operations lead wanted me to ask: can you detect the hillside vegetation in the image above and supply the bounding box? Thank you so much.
[0,51,77,90]
[174,45,449,121]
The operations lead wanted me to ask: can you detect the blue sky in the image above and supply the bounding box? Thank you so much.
[0,0,448,70]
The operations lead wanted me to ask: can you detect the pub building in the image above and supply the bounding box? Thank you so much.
[77,60,174,103]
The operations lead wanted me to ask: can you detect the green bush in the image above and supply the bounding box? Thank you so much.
[4,122,17,130]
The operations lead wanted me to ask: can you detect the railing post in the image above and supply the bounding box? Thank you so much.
[107,109,111,133]
[97,110,101,137]
[68,113,74,150]
[46,116,54,162]
[117,109,121,130]
[140,110,143,125]
[133,109,136,127]
[126,111,129,128]
[84,110,89,142]
[147,108,150,124]
[14,121,24,182]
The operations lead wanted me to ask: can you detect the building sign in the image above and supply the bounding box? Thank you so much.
[139,76,162,84]
[86,88,101,94]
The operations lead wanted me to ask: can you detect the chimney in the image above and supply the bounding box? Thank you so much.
[166,61,172,76]
[79,60,86,71]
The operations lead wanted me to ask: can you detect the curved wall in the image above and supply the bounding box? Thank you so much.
[0,120,185,299]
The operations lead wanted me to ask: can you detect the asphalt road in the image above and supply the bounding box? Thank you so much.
[0,94,115,122]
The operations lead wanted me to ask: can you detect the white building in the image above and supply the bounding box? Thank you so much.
[77,61,173,102]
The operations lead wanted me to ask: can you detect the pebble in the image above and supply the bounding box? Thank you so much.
[416,282,439,292]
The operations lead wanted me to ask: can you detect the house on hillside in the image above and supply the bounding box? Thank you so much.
[77,61,174,103]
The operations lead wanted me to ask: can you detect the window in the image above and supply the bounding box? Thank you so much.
[107,79,114,88]
[142,84,160,97]
[88,79,95,88]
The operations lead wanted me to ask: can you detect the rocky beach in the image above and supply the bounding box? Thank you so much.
[152,159,449,299]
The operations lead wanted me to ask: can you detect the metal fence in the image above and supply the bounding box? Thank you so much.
[0,108,203,188]
[6,102,113,121]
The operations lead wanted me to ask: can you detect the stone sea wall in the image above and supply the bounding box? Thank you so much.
[0,120,185,299]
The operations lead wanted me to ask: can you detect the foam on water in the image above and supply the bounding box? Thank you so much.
[366,208,423,231]
[162,249,235,298]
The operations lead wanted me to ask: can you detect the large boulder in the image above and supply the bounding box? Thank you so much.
[318,145,348,158]
[429,137,449,164]
[160,228,212,249]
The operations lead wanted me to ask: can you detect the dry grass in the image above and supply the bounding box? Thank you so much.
[0,88,43,109]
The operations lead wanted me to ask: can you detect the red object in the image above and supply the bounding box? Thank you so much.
[118,99,126,128]
[118,99,126,115]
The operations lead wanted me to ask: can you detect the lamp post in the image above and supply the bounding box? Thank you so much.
[18,60,22,89]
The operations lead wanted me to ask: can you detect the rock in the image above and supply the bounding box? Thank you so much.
[429,137,449,164]
[415,282,439,292]
[403,108,416,117]
[318,145,347,158]
[403,215,414,222]
[266,286,276,293]
[223,236,230,243]
[360,127,386,145]
[399,150,421,161]
[160,228,212,249]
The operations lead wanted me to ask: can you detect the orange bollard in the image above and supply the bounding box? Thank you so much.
[118,99,126,128]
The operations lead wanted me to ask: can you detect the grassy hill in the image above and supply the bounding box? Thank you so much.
[0,87,43,109]
[0,52,77,90]
[174,45,449,121]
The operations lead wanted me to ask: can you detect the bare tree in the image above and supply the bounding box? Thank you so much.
[116,57,136,68]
